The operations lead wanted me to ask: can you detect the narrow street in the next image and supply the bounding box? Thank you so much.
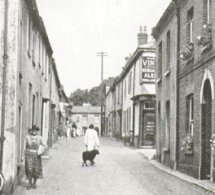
[15,137,213,195]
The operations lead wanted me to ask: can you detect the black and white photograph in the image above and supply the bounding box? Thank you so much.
[1,0,215,194]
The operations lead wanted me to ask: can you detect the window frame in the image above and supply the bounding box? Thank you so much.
[187,94,194,136]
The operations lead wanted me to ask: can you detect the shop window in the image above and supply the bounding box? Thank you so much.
[144,101,155,109]
[186,94,194,135]
[187,7,194,43]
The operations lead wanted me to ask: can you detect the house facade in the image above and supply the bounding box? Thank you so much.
[71,104,101,135]
[152,2,178,169]
[0,0,66,193]
[153,0,215,182]
[105,27,156,148]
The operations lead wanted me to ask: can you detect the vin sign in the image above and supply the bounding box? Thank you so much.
[141,56,156,83]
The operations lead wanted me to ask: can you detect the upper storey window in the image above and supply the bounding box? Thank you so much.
[204,0,211,24]
[158,41,162,78]
[166,31,171,70]
[187,7,194,43]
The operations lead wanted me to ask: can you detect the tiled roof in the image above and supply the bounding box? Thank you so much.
[72,106,100,114]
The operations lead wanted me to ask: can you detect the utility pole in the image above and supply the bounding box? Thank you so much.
[97,52,107,137]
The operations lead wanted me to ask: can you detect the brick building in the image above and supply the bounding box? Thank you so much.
[153,0,215,181]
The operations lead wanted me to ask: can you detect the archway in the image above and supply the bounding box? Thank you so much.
[201,79,212,179]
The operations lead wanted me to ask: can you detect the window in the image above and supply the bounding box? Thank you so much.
[187,94,194,135]
[32,95,35,126]
[32,29,36,65]
[187,7,194,43]
[158,42,162,78]
[128,71,132,94]
[83,115,88,124]
[18,105,23,162]
[27,16,31,55]
[165,101,170,148]
[29,83,32,127]
[204,0,211,23]
[166,31,171,70]
[94,114,99,123]
[124,80,127,98]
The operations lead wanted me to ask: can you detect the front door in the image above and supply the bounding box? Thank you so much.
[201,79,212,179]
[141,112,155,146]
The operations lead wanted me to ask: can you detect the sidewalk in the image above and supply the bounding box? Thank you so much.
[138,149,215,194]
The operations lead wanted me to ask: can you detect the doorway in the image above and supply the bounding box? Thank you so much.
[141,112,155,147]
[201,79,212,179]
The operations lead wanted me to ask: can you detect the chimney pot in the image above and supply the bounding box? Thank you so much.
[137,25,148,46]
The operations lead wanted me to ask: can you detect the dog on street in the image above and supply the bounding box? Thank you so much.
[82,149,100,166]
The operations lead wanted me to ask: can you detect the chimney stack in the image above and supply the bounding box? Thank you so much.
[137,26,148,46]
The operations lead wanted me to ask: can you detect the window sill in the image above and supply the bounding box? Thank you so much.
[27,50,31,58]
[156,78,162,84]
[162,147,170,153]
[164,70,170,77]
[183,150,193,156]
[200,43,212,53]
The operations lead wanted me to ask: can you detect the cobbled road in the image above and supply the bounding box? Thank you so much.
[15,137,214,195]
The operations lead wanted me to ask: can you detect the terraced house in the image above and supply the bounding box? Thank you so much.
[105,27,156,148]
[153,0,215,182]
[0,0,67,193]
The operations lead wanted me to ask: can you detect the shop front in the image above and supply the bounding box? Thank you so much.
[140,99,155,148]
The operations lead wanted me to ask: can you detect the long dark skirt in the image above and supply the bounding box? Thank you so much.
[25,150,43,179]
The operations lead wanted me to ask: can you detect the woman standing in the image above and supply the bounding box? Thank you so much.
[84,124,100,151]
[24,125,45,190]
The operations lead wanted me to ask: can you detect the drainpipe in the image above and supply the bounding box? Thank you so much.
[174,0,180,170]
[132,63,136,146]
[0,0,9,172]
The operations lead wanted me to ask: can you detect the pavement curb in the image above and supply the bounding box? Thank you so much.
[138,152,215,194]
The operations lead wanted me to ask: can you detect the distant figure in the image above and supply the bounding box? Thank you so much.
[94,127,99,136]
[72,123,77,137]
[57,123,63,138]
[24,125,45,190]
[66,121,72,139]
[84,124,100,151]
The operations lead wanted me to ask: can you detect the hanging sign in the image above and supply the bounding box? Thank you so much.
[141,56,156,83]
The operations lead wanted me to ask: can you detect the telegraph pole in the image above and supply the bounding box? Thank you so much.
[97,52,107,136]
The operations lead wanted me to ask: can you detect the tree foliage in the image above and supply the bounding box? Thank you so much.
[69,86,101,106]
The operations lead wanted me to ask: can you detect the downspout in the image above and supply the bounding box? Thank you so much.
[174,0,180,170]
[0,0,9,172]
[132,63,136,146]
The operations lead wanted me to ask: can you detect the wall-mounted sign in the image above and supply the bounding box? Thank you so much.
[140,56,156,84]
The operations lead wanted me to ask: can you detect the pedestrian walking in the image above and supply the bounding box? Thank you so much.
[24,125,45,190]
[66,121,72,139]
[72,123,77,137]
[84,124,100,151]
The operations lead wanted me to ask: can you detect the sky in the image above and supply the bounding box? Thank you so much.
[36,0,171,96]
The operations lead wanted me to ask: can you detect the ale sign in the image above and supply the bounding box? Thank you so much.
[141,56,156,83]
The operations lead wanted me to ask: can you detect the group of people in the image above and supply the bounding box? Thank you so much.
[23,123,100,190]
[66,121,81,139]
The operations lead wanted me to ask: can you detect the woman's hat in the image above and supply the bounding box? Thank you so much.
[29,125,40,131]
